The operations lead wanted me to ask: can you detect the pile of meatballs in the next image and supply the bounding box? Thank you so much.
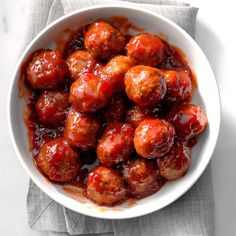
[25,19,208,206]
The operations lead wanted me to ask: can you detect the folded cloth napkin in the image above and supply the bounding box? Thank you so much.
[24,1,214,235]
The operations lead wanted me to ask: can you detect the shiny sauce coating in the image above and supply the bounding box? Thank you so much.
[19,16,204,207]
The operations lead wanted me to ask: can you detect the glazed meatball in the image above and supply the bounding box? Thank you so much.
[27,50,68,89]
[102,95,127,123]
[64,107,101,150]
[157,141,191,180]
[84,20,125,60]
[124,66,167,107]
[97,123,134,166]
[35,138,80,182]
[167,104,208,140]
[134,119,175,159]
[86,166,126,206]
[126,105,151,128]
[66,50,97,81]
[163,70,192,103]
[123,157,164,198]
[69,73,112,113]
[36,91,69,125]
[126,34,164,67]
[102,55,136,92]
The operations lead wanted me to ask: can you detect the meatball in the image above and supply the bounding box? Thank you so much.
[102,55,136,92]
[167,104,208,140]
[134,119,175,159]
[96,123,134,166]
[86,166,126,206]
[35,138,80,182]
[126,105,151,128]
[123,157,164,198]
[124,66,167,107]
[163,70,192,103]
[69,73,112,113]
[84,20,125,60]
[64,107,101,150]
[66,50,97,81]
[102,95,127,123]
[157,141,191,180]
[36,91,69,125]
[126,34,164,67]
[27,50,68,89]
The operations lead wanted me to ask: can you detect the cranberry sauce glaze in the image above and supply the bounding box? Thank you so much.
[19,16,199,206]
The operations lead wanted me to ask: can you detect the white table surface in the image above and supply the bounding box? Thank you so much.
[0,0,235,235]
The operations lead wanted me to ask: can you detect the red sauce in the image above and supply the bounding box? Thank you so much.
[108,16,145,35]
[62,186,87,203]
[19,16,200,208]
[55,25,88,58]
[55,28,77,55]
[69,168,89,188]
[188,135,199,148]
[161,39,189,72]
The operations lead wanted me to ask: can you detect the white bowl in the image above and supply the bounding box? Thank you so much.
[8,4,221,219]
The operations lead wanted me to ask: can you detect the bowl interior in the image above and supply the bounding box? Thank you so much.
[8,5,220,219]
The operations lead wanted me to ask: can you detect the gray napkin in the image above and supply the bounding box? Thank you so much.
[25,1,214,236]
